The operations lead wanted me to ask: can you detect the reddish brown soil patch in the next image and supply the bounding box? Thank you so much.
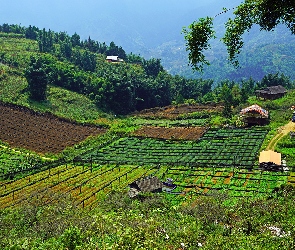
[132,103,223,119]
[0,103,106,154]
[212,171,222,184]
[224,172,234,185]
[132,126,207,140]
[243,174,251,187]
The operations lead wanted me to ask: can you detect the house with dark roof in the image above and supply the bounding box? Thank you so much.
[255,85,287,100]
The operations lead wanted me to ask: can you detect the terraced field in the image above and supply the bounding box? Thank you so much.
[132,126,207,140]
[1,125,294,208]
[0,102,106,153]
[83,127,268,168]
[132,103,223,119]
[161,165,290,198]
[1,101,294,209]
[0,164,159,209]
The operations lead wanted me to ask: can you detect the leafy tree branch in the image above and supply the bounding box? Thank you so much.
[184,0,295,70]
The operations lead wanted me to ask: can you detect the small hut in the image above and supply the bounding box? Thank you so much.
[240,104,269,126]
[128,176,163,198]
[259,150,282,171]
[255,85,287,100]
[106,55,124,63]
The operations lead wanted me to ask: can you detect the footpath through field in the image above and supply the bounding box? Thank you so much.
[266,121,295,151]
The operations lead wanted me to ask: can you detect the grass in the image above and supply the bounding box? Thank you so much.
[0,33,109,124]
[0,75,109,124]
[1,186,295,249]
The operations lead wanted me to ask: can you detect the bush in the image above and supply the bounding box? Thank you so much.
[60,226,83,250]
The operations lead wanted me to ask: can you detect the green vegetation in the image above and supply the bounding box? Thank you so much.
[1,20,295,249]
[184,0,295,69]
[79,128,267,168]
[1,23,294,118]
[1,186,295,249]
[0,144,46,179]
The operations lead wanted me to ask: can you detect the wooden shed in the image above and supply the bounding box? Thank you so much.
[255,85,287,100]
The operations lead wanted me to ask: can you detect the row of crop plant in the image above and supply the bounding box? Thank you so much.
[81,128,268,168]
[1,162,293,209]
[155,165,290,198]
[0,163,159,209]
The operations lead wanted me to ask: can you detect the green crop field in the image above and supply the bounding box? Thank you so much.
[1,126,293,210]
[81,127,268,169]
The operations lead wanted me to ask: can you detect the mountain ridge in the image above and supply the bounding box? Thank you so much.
[1,0,295,80]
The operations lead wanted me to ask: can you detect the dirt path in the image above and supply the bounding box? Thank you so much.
[266,121,295,151]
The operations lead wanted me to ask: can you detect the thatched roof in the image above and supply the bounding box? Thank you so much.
[128,176,163,198]
[134,176,163,192]
[240,104,269,118]
[128,176,163,197]
[255,85,287,95]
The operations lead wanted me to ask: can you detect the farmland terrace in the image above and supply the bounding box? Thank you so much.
[132,126,208,140]
[0,102,106,153]
[131,103,223,119]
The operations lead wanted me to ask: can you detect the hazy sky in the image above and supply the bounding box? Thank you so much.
[0,0,240,52]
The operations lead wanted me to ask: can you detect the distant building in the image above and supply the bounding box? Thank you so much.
[255,85,287,100]
[106,55,124,63]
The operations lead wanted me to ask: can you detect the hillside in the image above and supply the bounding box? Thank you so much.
[1,1,295,81]
[1,88,295,248]
[1,25,295,249]
[0,27,220,116]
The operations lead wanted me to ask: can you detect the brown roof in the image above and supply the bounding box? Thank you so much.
[255,85,287,95]
[259,150,281,165]
[240,104,269,118]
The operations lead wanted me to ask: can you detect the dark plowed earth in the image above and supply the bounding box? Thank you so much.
[131,103,223,119]
[0,103,106,153]
[132,126,207,140]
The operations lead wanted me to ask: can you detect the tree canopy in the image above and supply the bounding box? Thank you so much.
[183,0,295,70]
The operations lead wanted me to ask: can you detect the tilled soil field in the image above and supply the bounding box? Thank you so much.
[0,103,106,153]
[132,126,207,140]
[132,103,223,119]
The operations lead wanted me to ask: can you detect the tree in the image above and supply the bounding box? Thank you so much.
[257,72,293,89]
[183,0,295,70]
[25,25,38,40]
[25,56,49,101]
[220,82,233,118]
[142,58,164,77]
[38,28,54,53]
[71,32,81,47]
[182,17,215,71]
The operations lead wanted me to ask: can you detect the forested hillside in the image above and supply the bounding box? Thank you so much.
[2,1,295,82]
[177,28,295,81]
[1,23,294,117]
[0,24,214,115]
